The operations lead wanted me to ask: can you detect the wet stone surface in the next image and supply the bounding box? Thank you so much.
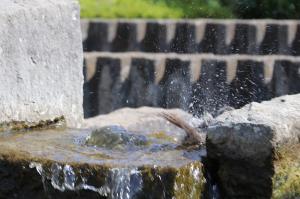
[0,126,206,199]
[85,126,149,150]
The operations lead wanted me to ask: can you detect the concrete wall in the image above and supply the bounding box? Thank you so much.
[0,0,83,127]
[81,19,300,55]
[83,53,300,117]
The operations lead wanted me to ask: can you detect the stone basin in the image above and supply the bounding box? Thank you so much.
[0,108,206,199]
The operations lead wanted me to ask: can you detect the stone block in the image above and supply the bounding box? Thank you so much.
[207,94,300,198]
[0,0,83,127]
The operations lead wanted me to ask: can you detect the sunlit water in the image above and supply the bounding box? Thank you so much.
[0,128,211,198]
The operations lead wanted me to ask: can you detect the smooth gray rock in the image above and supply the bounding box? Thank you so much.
[83,107,207,145]
[0,0,83,127]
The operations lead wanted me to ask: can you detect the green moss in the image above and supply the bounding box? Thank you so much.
[0,116,66,132]
[138,162,204,199]
[174,162,205,199]
[148,131,176,143]
[272,144,300,199]
[0,146,205,198]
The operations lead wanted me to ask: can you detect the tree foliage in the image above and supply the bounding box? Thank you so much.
[222,0,300,19]
[80,0,300,19]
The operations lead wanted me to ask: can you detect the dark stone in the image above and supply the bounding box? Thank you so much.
[229,60,270,108]
[84,57,123,117]
[111,22,137,52]
[84,22,110,52]
[199,23,227,54]
[140,22,168,52]
[260,24,290,55]
[291,24,300,55]
[191,59,229,116]
[229,23,257,54]
[205,150,274,199]
[159,59,191,110]
[121,58,159,108]
[86,125,149,150]
[170,22,197,53]
[271,60,300,96]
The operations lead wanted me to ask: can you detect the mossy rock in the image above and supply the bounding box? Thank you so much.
[0,116,66,132]
[0,128,205,198]
[272,144,300,199]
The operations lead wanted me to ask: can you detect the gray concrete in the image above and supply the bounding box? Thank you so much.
[0,0,83,127]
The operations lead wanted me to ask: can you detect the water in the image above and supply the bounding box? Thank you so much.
[0,128,212,198]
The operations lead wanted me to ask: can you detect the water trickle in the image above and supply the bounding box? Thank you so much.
[29,162,111,196]
[106,168,143,199]
[1,112,214,199]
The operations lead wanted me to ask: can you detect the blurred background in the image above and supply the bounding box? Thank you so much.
[81,0,300,118]
[80,0,300,19]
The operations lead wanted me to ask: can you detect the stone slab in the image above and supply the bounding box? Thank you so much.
[0,107,206,198]
[0,0,83,127]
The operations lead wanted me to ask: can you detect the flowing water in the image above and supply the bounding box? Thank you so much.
[0,127,218,198]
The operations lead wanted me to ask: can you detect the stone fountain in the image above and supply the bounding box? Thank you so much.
[0,0,299,199]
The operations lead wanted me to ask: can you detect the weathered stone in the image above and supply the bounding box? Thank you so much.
[207,94,300,198]
[86,125,149,150]
[0,0,83,127]
[0,107,206,198]
[83,107,206,145]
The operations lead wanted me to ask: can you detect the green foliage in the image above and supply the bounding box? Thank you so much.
[80,0,181,18]
[79,0,233,18]
[80,0,300,19]
[221,0,300,19]
[272,145,300,199]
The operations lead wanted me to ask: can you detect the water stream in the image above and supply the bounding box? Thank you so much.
[0,126,220,198]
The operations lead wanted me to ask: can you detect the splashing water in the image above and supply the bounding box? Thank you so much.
[29,162,144,199]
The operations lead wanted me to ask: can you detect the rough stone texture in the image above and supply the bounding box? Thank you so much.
[206,94,300,198]
[0,107,206,198]
[0,0,83,127]
[83,106,206,144]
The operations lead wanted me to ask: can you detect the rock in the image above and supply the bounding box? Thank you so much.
[0,127,206,198]
[84,106,207,145]
[86,125,149,150]
[206,94,300,198]
[0,0,83,127]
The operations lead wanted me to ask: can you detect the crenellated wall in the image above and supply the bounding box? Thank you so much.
[81,19,300,55]
[83,53,300,117]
